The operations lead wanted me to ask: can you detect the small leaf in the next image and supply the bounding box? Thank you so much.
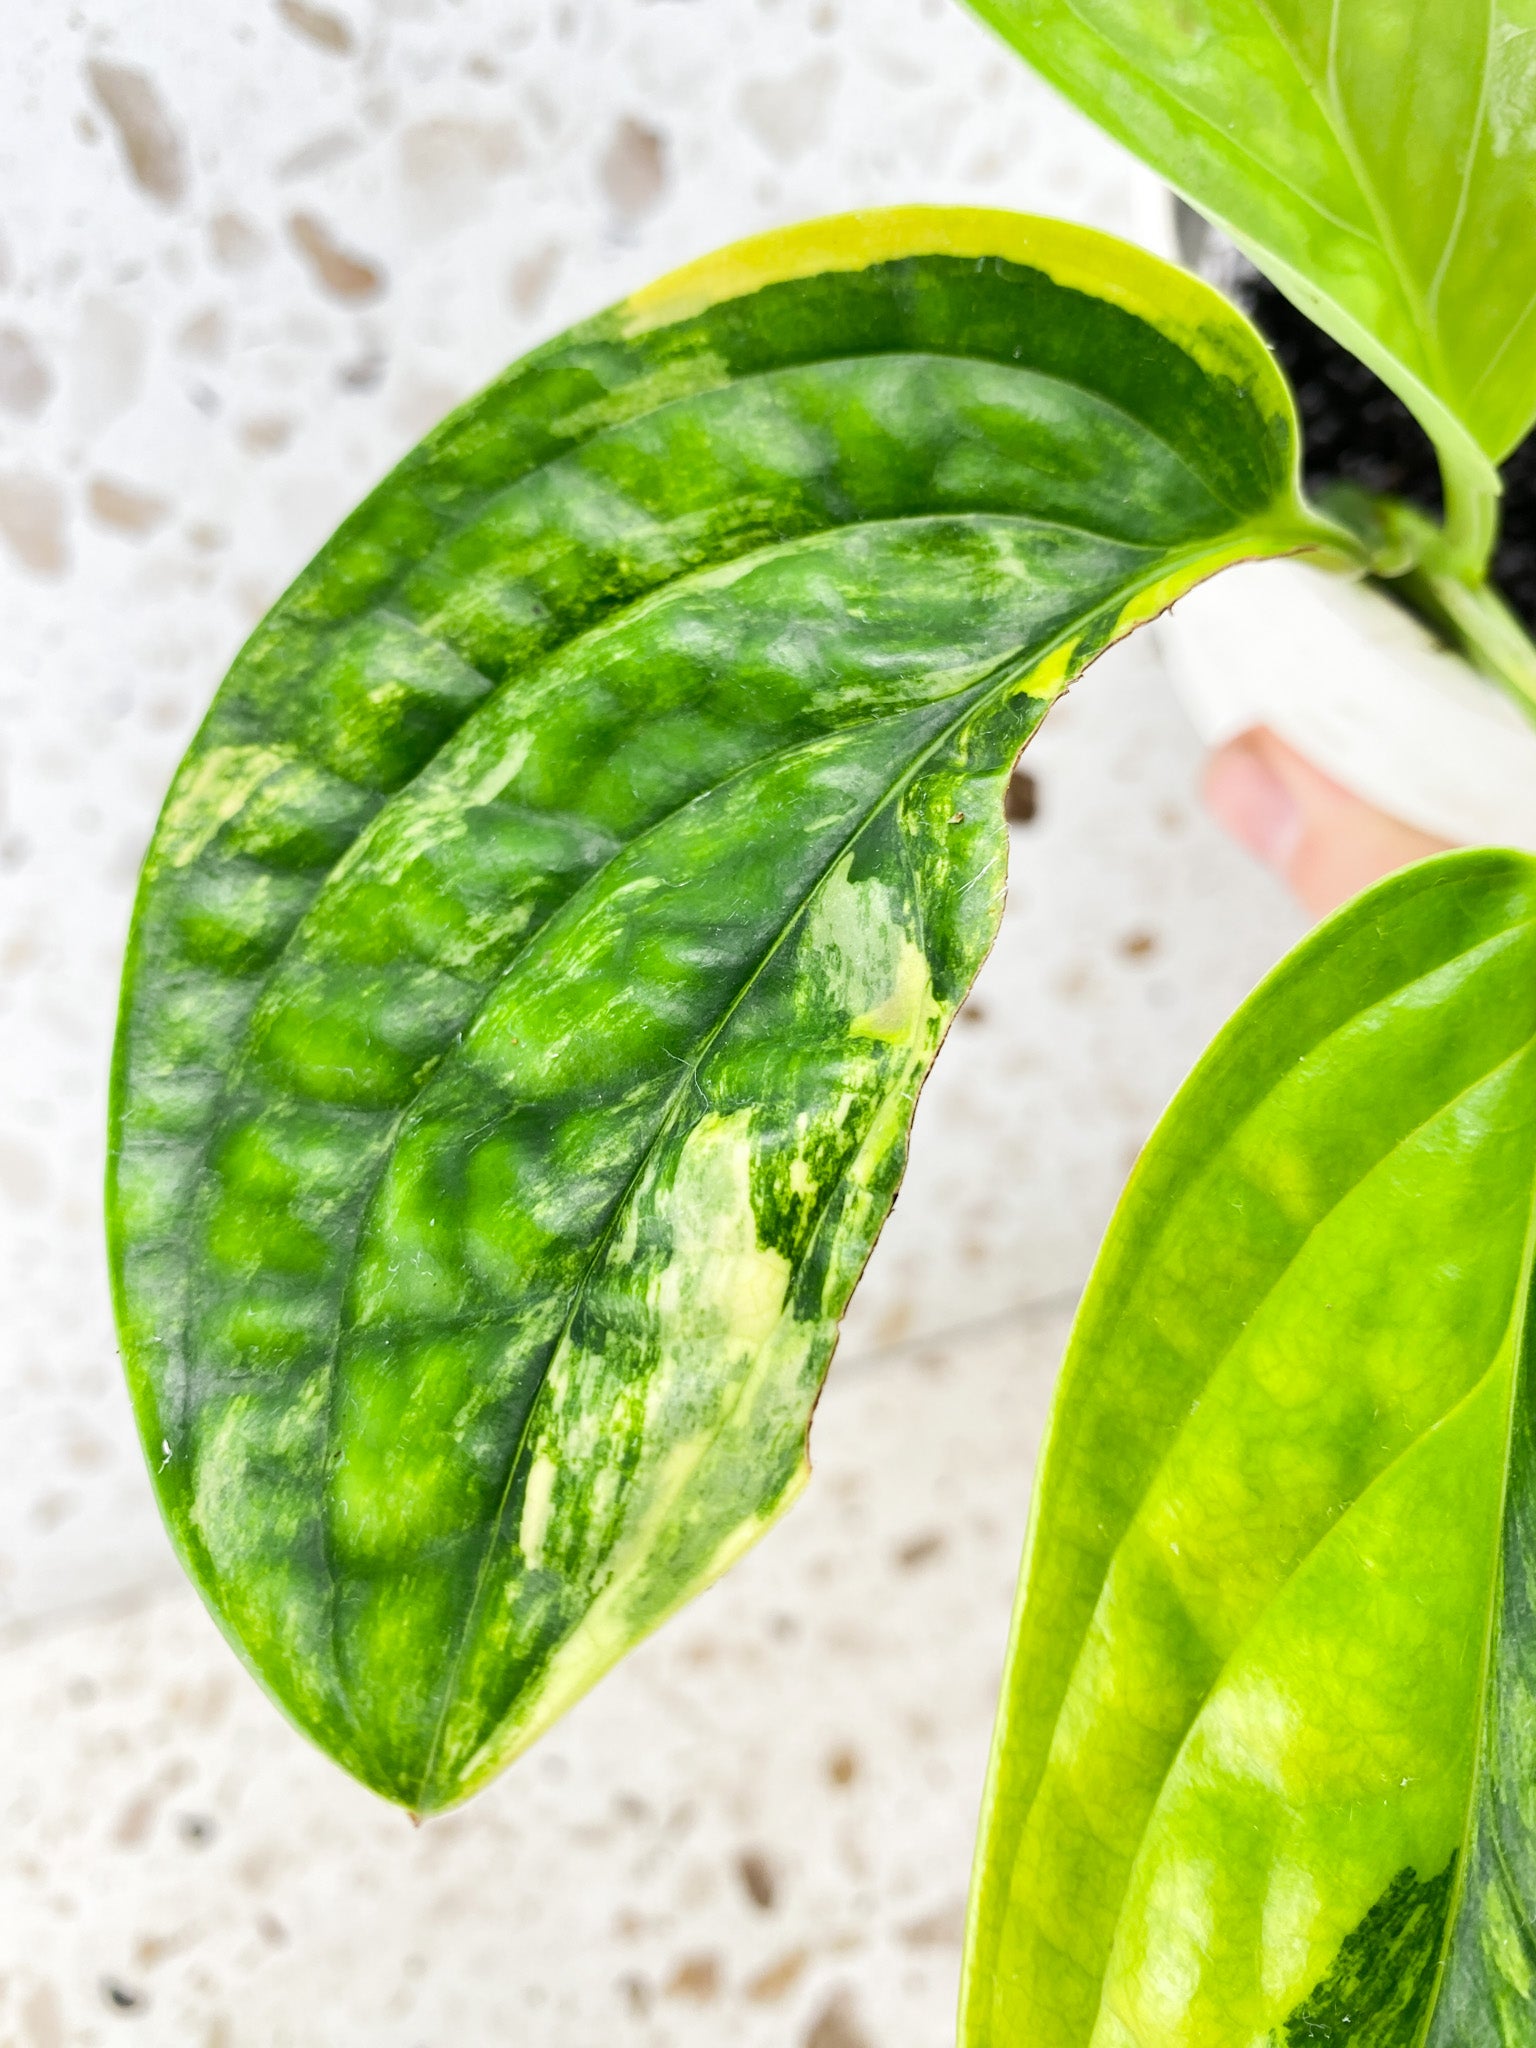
[964,848,1536,2046]
[109,207,1332,1811]
[967,0,1536,477]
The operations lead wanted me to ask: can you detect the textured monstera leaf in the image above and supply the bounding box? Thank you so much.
[968,0,1536,559]
[966,848,1536,2046]
[109,206,1336,1813]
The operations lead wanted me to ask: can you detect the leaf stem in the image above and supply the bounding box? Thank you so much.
[1401,565,1536,720]
[1437,436,1502,585]
[1315,483,1536,724]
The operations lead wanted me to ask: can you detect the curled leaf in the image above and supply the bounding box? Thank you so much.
[109,208,1332,1810]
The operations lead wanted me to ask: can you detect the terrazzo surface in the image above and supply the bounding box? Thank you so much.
[1,1314,1062,2048]
[0,2,1305,2039]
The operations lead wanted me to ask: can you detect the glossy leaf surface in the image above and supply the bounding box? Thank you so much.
[109,207,1329,1812]
[967,0,1536,482]
[965,849,1536,2046]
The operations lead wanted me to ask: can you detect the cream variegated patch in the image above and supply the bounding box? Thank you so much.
[652,1109,793,1361]
[158,742,292,870]
[516,1451,558,1566]
[800,854,942,1054]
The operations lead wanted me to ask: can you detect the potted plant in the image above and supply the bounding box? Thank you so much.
[1161,201,1536,864]
[106,3,1536,2041]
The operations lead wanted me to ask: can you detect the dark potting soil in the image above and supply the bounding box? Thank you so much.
[1235,269,1536,634]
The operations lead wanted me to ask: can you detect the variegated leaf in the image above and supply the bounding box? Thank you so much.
[965,849,1536,2047]
[109,208,1337,1812]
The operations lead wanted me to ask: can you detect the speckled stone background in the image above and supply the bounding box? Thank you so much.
[0,3,1303,2042]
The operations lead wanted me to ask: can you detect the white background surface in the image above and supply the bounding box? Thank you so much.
[0,2,1303,2041]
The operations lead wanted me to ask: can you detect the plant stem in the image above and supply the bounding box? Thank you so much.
[1317,482,1536,723]
[1403,566,1536,720]
[1438,440,1502,585]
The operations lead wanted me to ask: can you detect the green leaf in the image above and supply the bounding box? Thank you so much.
[966,0,1536,501]
[108,206,1332,1813]
[964,848,1536,2047]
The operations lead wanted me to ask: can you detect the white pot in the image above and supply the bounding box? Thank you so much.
[1137,190,1536,853]
[1159,561,1536,852]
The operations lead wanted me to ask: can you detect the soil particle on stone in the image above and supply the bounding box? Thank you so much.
[99,1976,147,2012]
[804,1990,875,2048]
[1004,765,1038,824]
[736,1846,778,1908]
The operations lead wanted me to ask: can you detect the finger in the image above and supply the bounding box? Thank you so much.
[1203,726,1453,920]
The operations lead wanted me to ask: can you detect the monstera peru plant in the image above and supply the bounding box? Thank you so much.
[106,3,1536,2043]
